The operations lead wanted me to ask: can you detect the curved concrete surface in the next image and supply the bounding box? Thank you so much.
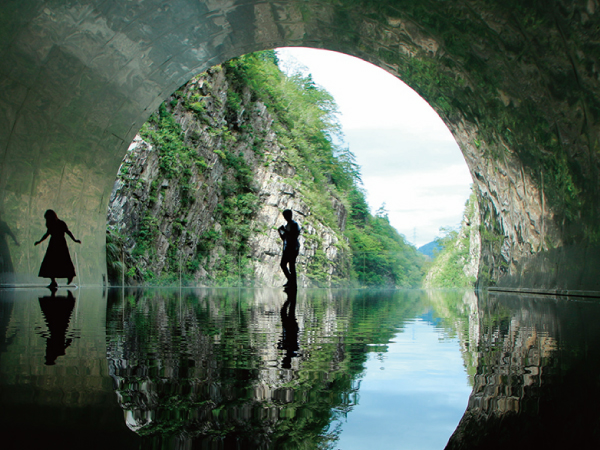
[1,1,599,290]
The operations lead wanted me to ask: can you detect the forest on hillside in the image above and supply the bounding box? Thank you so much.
[107,51,426,287]
[423,187,480,288]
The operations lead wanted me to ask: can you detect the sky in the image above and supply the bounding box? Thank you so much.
[276,48,473,248]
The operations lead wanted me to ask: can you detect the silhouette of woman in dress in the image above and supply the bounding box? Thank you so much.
[34,210,81,289]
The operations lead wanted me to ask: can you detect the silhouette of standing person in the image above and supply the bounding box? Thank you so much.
[34,210,81,289]
[278,209,300,287]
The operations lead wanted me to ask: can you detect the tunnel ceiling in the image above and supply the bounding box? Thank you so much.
[1,0,600,291]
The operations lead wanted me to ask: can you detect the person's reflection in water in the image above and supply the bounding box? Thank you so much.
[279,286,299,369]
[0,212,19,275]
[34,209,81,289]
[38,290,76,365]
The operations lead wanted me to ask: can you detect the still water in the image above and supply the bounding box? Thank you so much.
[0,288,599,449]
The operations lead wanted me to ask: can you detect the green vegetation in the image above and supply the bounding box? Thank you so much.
[105,227,125,285]
[108,50,426,287]
[106,288,467,446]
[426,227,474,288]
[223,51,356,232]
[141,103,207,207]
[346,196,425,287]
[424,188,478,288]
[220,51,426,287]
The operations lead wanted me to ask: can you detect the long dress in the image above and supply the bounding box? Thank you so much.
[38,220,76,279]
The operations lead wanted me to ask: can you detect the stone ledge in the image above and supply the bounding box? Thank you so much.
[489,287,600,299]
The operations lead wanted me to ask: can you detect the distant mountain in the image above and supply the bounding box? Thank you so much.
[418,240,442,258]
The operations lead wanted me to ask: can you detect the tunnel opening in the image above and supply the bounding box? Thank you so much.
[104,47,474,288]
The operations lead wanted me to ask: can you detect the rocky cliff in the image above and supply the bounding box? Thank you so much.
[107,59,350,287]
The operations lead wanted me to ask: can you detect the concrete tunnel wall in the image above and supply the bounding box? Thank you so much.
[1,0,599,291]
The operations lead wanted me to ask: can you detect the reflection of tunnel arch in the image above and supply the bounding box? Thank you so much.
[1,1,599,290]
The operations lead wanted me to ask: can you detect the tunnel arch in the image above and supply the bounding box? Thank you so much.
[1,0,599,291]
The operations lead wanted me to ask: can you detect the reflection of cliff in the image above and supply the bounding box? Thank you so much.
[446,292,600,449]
[105,288,436,447]
[106,288,358,447]
[426,290,480,385]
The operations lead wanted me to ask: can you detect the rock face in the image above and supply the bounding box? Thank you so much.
[463,198,481,282]
[456,122,563,289]
[107,65,348,287]
[246,166,347,287]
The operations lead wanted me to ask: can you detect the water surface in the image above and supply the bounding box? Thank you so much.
[1,288,599,449]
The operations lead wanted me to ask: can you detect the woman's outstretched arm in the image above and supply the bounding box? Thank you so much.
[66,229,81,244]
[34,231,50,246]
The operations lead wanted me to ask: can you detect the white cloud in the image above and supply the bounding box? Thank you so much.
[277,47,471,247]
[364,165,472,243]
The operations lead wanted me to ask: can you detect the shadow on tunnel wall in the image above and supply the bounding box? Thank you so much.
[0,213,19,285]
[446,290,600,450]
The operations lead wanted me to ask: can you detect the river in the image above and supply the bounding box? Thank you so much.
[0,287,598,449]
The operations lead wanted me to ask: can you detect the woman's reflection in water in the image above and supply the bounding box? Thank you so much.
[38,290,76,365]
[279,286,299,369]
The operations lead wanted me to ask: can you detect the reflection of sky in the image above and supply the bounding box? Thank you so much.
[334,318,471,450]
